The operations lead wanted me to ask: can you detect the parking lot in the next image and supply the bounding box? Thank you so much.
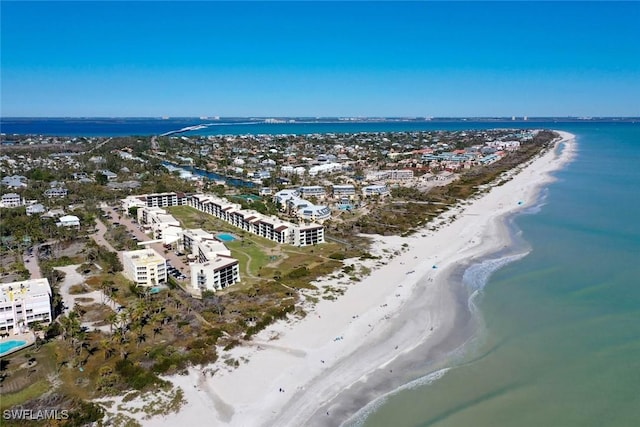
[100,203,192,283]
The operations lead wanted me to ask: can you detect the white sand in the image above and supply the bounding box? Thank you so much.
[128,131,577,426]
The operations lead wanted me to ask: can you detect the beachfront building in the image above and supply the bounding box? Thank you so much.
[365,169,414,182]
[191,257,240,292]
[0,278,52,333]
[362,185,390,197]
[0,192,24,208]
[181,229,232,260]
[188,194,325,246]
[122,248,167,287]
[179,229,240,293]
[294,224,325,246]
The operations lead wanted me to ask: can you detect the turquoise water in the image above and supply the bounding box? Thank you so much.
[217,233,236,242]
[149,287,162,294]
[0,340,27,355]
[359,123,640,427]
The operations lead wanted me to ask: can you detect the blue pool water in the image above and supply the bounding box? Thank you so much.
[0,340,27,355]
[217,233,236,242]
[149,287,162,294]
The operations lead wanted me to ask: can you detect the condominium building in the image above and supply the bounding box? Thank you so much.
[137,206,182,243]
[331,184,356,199]
[180,228,240,293]
[366,169,414,182]
[298,185,326,199]
[362,184,390,197]
[191,256,239,292]
[189,194,325,246]
[0,278,52,333]
[274,190,332,223]
[122,192,188,212]
[122,248,167,287]
[181,229,232,261]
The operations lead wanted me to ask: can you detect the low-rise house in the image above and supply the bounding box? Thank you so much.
[57,215,80,228]
[1,175,27,189]
[259,187,273,196]
[26,203,45,216]
[44,187,68,198]
[99,170,118,181]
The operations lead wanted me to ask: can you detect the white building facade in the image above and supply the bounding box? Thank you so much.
[122,249,168,287]
[0,278,52,333]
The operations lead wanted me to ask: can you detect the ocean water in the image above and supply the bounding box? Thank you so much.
[3,118,639,425]
[357,122,640,427]
[2,117,634,138]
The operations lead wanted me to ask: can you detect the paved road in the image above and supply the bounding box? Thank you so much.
[23,251,42,280]
[91,216,117,253]
[100,203,192,282]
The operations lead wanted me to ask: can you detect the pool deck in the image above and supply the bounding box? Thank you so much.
[0,331,36,357]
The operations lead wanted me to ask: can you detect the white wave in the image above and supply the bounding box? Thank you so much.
[342,368,451,427]
[463,251,530,295]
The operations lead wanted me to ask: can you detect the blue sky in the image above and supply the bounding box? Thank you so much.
[1,1,638,117]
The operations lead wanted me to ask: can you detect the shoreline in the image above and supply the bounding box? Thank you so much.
[115,131,577,426]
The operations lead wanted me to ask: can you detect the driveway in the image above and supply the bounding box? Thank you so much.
[100,203,192,282]
[23,251,42,280]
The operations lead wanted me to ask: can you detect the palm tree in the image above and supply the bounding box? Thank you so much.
[100,339,114,360]
[106,312,117,334]
[135,331,147,349]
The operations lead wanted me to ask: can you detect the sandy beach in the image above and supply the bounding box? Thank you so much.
[118,131,576,426]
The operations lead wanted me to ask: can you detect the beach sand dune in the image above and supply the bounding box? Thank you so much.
[126,131,576,427]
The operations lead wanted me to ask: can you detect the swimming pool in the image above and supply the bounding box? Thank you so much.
[0,340,27,356]
[217,233,236,242]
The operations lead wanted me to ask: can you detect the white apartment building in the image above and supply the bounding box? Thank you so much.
[180,229,240,293]
[362,184,391,197]
[189,194,325,246]
[137,206,182,243]
[122,248,167,287]
[366,169,414,182]
[122,192,188,212]
[181,229,232,261]
[191,256,239,292]
[273,190,331,223]
[331,184,356,199]
[298,185,326,199]
[295,225,325,247]
[0,193,23,208]
[0,278,52,333]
